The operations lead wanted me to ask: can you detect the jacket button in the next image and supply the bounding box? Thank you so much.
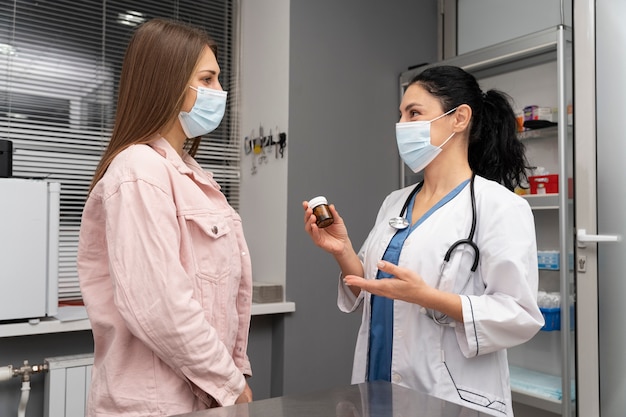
[212,225,218,234]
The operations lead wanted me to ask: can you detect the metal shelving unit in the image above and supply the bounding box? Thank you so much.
[399,26,575,415]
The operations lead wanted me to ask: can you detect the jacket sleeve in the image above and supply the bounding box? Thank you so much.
[456,195,544,358]
[104,179,245,405]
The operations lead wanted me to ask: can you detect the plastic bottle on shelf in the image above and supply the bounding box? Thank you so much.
[537,183,546,194]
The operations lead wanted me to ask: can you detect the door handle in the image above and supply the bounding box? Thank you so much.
[577,228,621,248]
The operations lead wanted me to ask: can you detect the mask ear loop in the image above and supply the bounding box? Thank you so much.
[433,106,460,150]
[438,132,456,150]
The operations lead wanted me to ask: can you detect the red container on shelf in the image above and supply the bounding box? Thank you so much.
[528,175,574,197]
[529,174,559,194]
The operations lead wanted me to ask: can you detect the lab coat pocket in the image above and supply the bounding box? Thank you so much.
[184,213,234,282]
[443,351,507,414]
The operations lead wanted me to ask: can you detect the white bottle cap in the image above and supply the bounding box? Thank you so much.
[308,196,328,208]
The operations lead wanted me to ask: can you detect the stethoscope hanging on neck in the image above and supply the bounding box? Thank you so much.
[388,173,479,272]
[388,174,480,327]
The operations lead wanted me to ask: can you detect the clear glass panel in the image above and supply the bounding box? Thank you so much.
[560,27,576,417]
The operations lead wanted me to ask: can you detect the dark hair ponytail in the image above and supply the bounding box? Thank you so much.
[410,65,531,191]
[469,89,531,191]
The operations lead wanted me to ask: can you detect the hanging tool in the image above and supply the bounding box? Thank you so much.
[277,131,287,158]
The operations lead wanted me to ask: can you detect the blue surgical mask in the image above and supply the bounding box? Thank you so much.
[178,86,227,138]
[395,107,457,173]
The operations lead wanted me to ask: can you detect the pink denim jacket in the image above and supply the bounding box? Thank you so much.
[77,136,252,416]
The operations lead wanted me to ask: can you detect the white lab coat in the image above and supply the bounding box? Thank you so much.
[338,175,544,417]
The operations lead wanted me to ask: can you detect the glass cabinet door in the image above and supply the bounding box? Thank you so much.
[399,26,576,416]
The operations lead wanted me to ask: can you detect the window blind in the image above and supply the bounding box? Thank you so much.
[0,0,240,302]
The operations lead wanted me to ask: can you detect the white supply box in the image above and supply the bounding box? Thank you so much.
[0,178,60,321]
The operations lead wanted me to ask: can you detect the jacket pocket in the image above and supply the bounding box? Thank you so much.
[184,213,235,282]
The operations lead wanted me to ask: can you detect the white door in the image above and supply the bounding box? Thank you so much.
[596,1,626,416]
[574,1,625,416]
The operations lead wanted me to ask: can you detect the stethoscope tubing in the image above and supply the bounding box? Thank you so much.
[392,173,479,271]
[389,174,480,327]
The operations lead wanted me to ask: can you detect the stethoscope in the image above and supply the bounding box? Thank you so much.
[388,174,480,326]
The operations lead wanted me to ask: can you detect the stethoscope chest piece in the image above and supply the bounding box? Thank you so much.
[389,216,410,230]
[389,181,424,231]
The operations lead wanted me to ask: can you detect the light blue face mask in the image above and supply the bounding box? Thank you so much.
[178,86,228,138]
[395,106,458,173]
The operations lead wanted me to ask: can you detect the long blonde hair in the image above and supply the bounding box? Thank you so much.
[89,18,217,192]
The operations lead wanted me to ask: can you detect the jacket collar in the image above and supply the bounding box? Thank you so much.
[148,136,220,189]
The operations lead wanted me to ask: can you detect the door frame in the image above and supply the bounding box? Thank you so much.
[573,0,600,415]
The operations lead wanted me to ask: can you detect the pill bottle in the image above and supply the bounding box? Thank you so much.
[537,183,546,195]
[515,110,524,132]
[308,196,334,228]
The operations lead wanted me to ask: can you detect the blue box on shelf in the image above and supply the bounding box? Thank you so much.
[537,251,560,270]
[539,306,575,331]
[540,307,561,331]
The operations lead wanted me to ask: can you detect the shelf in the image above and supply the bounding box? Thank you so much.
[523,194,559,209]
[401,28,562,87]
[523,194,574,210]
[0,317,92,338]
[0,301,296,338]
[510,365,572,414]
[512,388,561,414]
[517,126,559,140]
[252,301,296,315]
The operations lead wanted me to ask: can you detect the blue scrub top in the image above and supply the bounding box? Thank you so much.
[367,179,470,382]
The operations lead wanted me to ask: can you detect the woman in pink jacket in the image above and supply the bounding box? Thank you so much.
[77,18,253,416]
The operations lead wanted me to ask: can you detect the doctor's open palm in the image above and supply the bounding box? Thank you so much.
[344,260,464,323]
[344,260,430,304]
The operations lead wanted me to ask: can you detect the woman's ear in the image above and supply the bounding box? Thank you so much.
[452,104,472,132]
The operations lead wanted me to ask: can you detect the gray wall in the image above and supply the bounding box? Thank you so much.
[282,0,437,395]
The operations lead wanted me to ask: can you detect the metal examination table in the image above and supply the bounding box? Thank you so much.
[172,380,498,417]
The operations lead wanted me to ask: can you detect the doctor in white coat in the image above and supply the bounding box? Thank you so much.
[303,65,544,416]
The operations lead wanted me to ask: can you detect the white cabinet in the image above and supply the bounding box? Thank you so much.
[0,178,60,321]
[400,26,575,416]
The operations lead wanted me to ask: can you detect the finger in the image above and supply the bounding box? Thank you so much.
[302,201,310,222]
[344,275,381,294]
[376,260,402,279]
[303,203,317,231]
[328,203,338,216]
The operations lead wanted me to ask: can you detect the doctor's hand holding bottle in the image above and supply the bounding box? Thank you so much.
[303,200,363,298]
[302,65,543,417]
[303,202,437,307]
